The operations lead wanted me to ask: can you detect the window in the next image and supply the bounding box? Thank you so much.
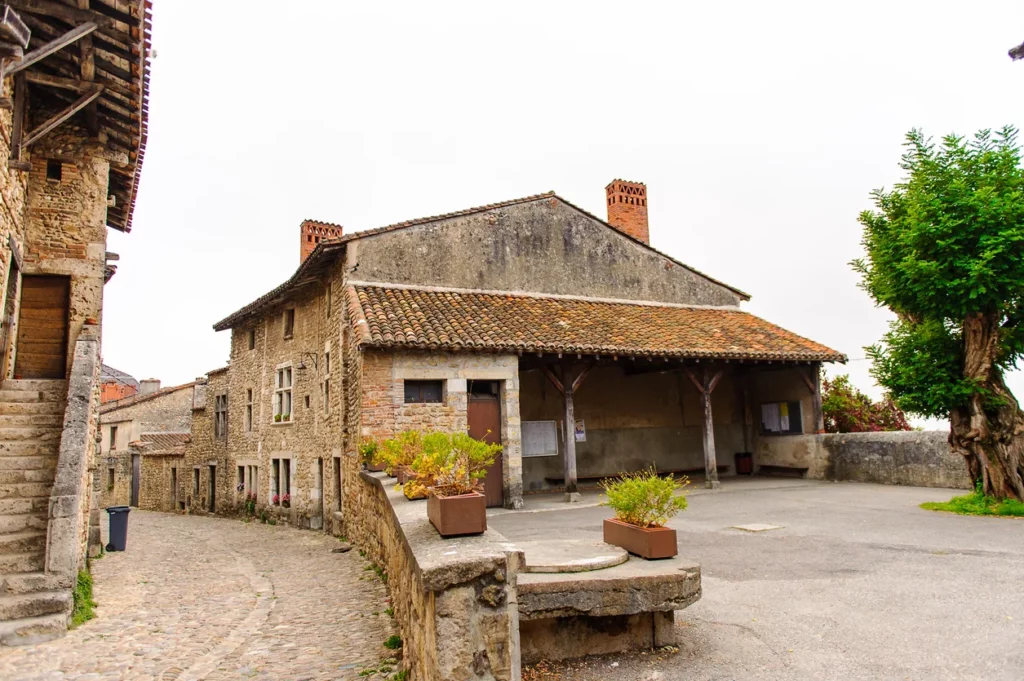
[323,351,331,415]
[274,367,292,422]
[237,466,245,494]
[171,468,177,506]
[193,468,200,501]
[46,159,61,181]
[107,467,115,490]
[760,401,804,435]
[214,394,228,440]
[326,285,332,318]
[283,308,295,339]
[248,328,256,350]
[333,457,342,511]
[304,394,310,409]
[271,458,290,505]
[404,380,443,404]
[245,389,253,432]
[109,425,118,451]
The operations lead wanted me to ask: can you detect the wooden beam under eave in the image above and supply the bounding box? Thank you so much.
[76,0,97,136]
[2,21,97,76]
[22,86,102,147]
[561,358,581,502]
[8,72,27,169]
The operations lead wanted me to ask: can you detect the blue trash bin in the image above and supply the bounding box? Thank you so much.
[105,506,131,551]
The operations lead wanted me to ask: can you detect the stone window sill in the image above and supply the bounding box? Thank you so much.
[271,420,294,427]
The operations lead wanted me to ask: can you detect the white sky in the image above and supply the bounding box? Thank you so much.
[103,1,1024,428]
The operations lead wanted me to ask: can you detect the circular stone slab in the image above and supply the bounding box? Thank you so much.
[515,540,629,573]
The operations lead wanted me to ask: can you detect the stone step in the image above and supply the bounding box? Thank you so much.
[0,531,46,554]
[0,455,59,471]
[0,441,59,457]
[0,590,71,622]
[0,401,64,416]
[0,512,48,534]
[0,483,52,500]
[0,469,54,485]
[0,551,44,574]
[0,571,70,596]
[0,498,48,516]
[0,612,67,646]
[0,414,63,428]
[0,426,62,442]
[1,380,67,391]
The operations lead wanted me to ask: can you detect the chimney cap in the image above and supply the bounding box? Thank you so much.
[605,178,646,188]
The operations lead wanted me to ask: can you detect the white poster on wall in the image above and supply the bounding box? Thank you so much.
[574,420,586,442]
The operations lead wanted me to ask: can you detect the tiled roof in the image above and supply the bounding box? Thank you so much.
[349,284,845,362]
[100,382,195,414]
[213,191,749,331]
[131,432,189,455]
[101,364,139,388]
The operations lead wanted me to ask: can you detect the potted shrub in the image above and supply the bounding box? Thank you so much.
[360,440,386,472]
[401,432,448,500]
[380,431,422,479]
[600,469,689,560]
[426,433,501,537]
[282,493,291,509]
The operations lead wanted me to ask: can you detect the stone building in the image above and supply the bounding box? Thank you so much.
[0,1,153,644]
[210,180,844,534]
[98,381,193,509]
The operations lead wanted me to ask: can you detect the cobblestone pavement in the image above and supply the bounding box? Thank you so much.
[0,511,398,681]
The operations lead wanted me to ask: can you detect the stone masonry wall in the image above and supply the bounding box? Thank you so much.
[183,370,230,515]
[99,384,194,446]
[225,271,343,528]
[358,350,524,509]
[0,75,29,380]
[756,430,971,489]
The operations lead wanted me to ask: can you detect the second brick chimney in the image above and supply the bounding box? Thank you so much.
[605,179,649,244]
[300,220,344,263]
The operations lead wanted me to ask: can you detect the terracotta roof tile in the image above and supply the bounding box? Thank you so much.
[351,285,845,363]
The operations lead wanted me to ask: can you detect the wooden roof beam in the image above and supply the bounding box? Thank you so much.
[22,85,102,147]
[76,1,97,136]
[7,0,114,29]
[2,20,95,76]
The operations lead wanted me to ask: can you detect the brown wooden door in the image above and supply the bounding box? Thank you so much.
[14,275,70,379]
[468,383,503,508]
[131,454,140,507]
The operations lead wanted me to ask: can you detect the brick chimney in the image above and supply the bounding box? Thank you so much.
[139,379,161,395]
[605,179,649,244]
[300,220,344,263]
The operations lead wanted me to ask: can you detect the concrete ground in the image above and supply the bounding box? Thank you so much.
[494,478,1024,681]
[0,511,397,681]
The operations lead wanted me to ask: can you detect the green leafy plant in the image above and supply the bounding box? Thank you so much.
[921,483,1024,517]
[274,413,282,423]
[392,671,409,681]
[383,634,403,650]
[379,430,423,473]
[854,126,1024,499]
[822,374,911,433]
[359,439,380,467]
[600,468,689,528]
[70,569,97,628]
[422,432,501,497]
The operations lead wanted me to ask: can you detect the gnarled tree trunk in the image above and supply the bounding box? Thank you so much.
[948,312,1024,500]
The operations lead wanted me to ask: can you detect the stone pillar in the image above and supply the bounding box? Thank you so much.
[500,373,524,510]
[653,610,675,647]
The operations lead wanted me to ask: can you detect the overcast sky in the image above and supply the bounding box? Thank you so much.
[103,1,1024,427]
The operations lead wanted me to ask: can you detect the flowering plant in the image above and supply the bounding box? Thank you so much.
[272,494,280,505]
[282,493,291,508]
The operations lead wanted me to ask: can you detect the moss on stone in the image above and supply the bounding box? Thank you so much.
[70,569,97,629]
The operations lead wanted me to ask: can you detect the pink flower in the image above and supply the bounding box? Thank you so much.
[272,494,280,504]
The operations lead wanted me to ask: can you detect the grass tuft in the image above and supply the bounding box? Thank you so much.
[921,489,1024,517]
[70,570,97,628]
[383,634,402,650]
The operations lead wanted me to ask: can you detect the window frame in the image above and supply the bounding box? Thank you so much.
[244,388,253,432]
[214,393,228,440]
[323,350,331,415]
[274,366,293,422]
[403,379,444,404]
[283,308,295,340]
[759,400,804,436]
[247,328,256,350]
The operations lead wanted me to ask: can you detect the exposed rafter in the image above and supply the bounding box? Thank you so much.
[2,20,95,76]
[22,85,102,147]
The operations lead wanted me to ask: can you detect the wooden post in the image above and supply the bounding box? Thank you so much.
[684,366,724,490]
[562,358,580,502]
[811,363,824,434]
[742,376,754,454]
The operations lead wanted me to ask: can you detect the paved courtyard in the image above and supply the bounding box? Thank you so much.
[497,478,1024,681]
[0,510,396,681]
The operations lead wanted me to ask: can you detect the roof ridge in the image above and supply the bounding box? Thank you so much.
[348,280,742,311]
[100,381,196,413]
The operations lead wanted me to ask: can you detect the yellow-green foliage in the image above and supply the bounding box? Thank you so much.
[601,468,689,528]
[359,439,379,466]
[379,430,423,472]
[414,432,501,497]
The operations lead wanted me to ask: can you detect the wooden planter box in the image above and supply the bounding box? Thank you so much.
[403,486,427,501]
[603,518,677,560]
[428,492,486,537]
[366,461,386,473]
[396,466,413,485]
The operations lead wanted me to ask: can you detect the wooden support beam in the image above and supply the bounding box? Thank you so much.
[809,363,825,434]
[7,1,112,29]
[562,358,580,502]
[76,0,97,136]
[24,70,90,91]
[682,366,724,489]
[542,366,564,395]
[8,72,27,170]
[22,86,102,147]
[571,362,593,393]
[3,21,96,76]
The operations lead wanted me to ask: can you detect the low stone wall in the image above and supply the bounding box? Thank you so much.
[756,430,971,490]
[349,472,521,681]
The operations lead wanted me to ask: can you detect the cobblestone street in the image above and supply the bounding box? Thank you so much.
[0,511,397,681]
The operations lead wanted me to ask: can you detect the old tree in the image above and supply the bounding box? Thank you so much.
[856,127,1024,500]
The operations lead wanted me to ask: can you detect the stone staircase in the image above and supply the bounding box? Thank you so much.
[0,379,73,645]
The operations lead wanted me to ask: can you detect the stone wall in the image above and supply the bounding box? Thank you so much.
[0,76,29,380]
[350,472,520,681]
[359,350,524,508]
[182,370,231,515]
[224,270,343,527]
[756,430,971,489]
[99,383,194,449]
[347,197,743,307]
